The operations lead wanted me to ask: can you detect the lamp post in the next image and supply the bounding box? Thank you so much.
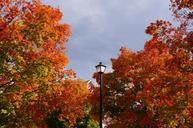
[95,62,106,128]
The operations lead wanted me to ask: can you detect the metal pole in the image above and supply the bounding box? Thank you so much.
[99,73,103,128]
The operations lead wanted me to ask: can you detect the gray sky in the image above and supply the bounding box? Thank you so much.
[42,0,172,80]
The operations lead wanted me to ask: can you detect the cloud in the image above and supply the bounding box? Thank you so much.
[42,0,171,80]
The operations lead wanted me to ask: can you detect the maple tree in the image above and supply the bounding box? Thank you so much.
[90,0,193,128]
[0,0,90,127]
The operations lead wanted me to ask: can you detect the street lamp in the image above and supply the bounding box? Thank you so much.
[95,62,106,128]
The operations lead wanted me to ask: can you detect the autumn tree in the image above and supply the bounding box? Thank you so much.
[90,0,193,127]
[0,0,90,127]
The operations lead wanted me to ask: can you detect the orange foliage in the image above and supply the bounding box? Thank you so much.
[0,0,89,127]
[90,0,193,127]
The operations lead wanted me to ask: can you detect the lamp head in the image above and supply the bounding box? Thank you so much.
[95,62,106,74]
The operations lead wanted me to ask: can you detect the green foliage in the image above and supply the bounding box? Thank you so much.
[46,110,68,128]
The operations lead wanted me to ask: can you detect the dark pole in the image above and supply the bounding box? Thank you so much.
[96,62,106,128]
[99,72,103,128]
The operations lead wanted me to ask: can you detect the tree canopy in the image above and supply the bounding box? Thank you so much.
[0,0,90,127]
[90,0,193,127]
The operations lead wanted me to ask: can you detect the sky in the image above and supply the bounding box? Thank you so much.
[42,0,172,80]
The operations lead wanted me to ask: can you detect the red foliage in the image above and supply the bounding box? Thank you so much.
[90,0,193,127]
[0,0,89,127]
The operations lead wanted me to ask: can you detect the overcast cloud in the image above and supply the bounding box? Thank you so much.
[42,0,172,80]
